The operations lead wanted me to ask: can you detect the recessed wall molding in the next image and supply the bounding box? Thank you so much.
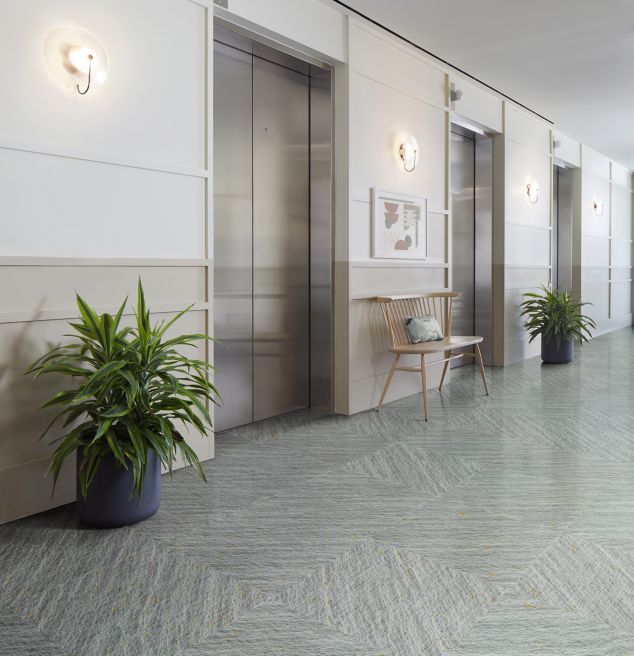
[0,303,209,326]
[0,138,208,179]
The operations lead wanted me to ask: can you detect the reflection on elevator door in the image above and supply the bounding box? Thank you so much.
[213,41,310,432]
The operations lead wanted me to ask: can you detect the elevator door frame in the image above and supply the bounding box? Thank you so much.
[450,122,494,366]
[213,24,334,432]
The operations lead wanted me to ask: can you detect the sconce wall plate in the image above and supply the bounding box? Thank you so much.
[593,199,604,217]
[526,179,540,204]
[399,135,419,173]
[44,28,108,95]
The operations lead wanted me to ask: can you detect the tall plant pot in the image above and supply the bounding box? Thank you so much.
[76,449,161,528]
[541,336,573,364]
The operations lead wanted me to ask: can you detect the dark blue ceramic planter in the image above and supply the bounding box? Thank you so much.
[541,337,573,364]
[76,449,161,528]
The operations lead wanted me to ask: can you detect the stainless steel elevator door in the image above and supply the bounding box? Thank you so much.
[213,42,253,432]
[213,40,311,431]
[450,130,476,366]
[252,57,310,422]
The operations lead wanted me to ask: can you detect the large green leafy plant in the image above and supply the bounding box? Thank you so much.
[520,285,596,346]
[27,281,218,497]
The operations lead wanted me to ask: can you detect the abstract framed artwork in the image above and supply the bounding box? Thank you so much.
[371,188,428,260]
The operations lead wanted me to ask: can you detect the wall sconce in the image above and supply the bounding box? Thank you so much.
[399,136,419,173]
[593,199,604,217]
[526,180,540,204]
[44,28,108,96]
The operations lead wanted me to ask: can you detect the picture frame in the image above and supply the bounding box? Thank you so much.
[371,188,428,260]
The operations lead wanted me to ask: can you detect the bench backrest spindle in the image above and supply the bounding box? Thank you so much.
[376,292,459,349]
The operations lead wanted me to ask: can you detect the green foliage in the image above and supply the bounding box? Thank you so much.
[27,280,219,498]
[519,285,596,347]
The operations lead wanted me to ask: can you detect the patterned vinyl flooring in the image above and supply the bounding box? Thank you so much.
[2,328,634,655]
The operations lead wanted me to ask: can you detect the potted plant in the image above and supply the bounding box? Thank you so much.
[27,281,218,527]
[519,285,596,364]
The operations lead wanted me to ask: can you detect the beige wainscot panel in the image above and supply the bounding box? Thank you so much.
[0,0,206,169]
[349,73,446,206]
[581,173,611,238]
[582,146,611,181]
[1,149,206,259]
[504,287,540,364]
[449,76,503,133]
[0,310,211,524]
[611,161,632,190]
[350,264,446,299]
[348,299,444,415]
[505,140,551,227]
[504,104,551,155]
[0,265,207,316]
[611,185,632,240]
[552,130,581,168]
[506,224,551,267]
[349,22,446,108]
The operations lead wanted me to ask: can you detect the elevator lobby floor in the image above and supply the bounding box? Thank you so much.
[2,328,634,655]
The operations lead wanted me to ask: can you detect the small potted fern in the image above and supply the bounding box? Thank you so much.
[520,285,596,364]
[27,281,218,527]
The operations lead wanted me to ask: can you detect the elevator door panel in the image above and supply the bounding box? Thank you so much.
[253,57,310,421]
[213,43,253,432]
[450,131,476,358]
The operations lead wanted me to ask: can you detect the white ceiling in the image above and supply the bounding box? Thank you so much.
[340,0,634,168]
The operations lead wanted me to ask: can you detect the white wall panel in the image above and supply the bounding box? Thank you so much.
[1,149,205,258]
[582,267,610,285]
[582,175,611,237]
[506,224,551,267]
[349,23,446,108]
[611,161,631,190]
[612,186,632,240]
[504,105,551,154]
[218,0,346,63]
[611,267,632,282]
[450,76,502,133]
[505,140,551,226]
[0,0,206,169]
[611,281,632,317]
[552,130,580,167]
[582,147,611,181]
[582,283,610,322]
[349,73,446,205]
[582,236,610,267]
[611,240,632,268]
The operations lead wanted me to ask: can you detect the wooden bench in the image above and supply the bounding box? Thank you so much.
[376,292,489,420]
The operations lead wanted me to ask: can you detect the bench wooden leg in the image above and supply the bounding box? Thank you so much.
[438,350,451,391]
[420,354,429,421]
[475,343,489,396]
[377,353,399,411]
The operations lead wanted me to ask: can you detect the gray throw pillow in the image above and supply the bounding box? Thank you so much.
[405,315,444,343]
